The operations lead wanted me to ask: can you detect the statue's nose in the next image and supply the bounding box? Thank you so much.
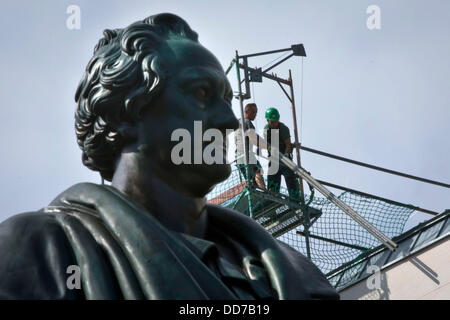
[209,102,239,132]
[222,112,239,131]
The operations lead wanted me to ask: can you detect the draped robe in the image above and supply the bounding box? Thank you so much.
[0,183,339,300]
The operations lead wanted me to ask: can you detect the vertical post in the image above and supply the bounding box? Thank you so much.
[303,208,312,260]
[235,51,253,218]
[289,68,310,259]
[288,69,305,202]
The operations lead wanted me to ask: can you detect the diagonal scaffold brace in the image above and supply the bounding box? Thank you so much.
[247,131,398,251]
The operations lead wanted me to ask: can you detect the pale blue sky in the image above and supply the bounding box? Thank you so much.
[0,0,449,230]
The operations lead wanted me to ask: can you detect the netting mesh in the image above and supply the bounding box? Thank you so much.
[207,164,415,288]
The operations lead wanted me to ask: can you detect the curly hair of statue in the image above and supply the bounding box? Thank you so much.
[75,13,199,181]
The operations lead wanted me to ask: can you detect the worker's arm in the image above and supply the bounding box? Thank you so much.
[284,138,293,154]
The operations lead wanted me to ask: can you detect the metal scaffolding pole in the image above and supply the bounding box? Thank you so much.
[288,69,305,201]
[235,50,253,218]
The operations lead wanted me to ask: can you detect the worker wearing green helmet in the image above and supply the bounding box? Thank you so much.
[264,107,301,200]
[265,107,280,121]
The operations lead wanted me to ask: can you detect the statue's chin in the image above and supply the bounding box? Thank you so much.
[209,163,232,186]
[182,163,231,198]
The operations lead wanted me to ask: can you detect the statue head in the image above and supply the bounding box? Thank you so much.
[75,13,239,196]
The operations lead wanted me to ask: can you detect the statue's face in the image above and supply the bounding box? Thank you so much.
[134,39,239,197]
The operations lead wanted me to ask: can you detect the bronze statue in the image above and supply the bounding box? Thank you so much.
[0,13,338,300]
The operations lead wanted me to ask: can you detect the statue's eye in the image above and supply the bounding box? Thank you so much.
[194,86,210,102]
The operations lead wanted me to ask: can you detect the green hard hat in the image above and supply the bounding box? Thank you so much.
[265,107,280,121]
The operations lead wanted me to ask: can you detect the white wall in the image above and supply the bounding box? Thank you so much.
[340,237,450,300]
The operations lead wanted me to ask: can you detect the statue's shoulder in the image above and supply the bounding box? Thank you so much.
[0,210,62,234]
[206,204,340,300]
[0,211,80,299]
[205,203,269,234]
[0,211,69,249]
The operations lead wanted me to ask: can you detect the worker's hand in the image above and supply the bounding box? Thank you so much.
[284,138,293,154]
[292,142,301,148]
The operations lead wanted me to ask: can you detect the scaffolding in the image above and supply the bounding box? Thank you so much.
[211,44,450,288]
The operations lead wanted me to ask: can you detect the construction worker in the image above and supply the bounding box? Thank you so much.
[264,107,301,200]
[235,103,266,190]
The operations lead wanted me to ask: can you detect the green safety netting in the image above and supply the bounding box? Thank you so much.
[206,164,415,288]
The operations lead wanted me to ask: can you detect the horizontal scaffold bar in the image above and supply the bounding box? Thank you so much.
[298,145,450,189]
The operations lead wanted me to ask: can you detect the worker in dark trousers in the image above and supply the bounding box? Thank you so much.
[264,107,301,200]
